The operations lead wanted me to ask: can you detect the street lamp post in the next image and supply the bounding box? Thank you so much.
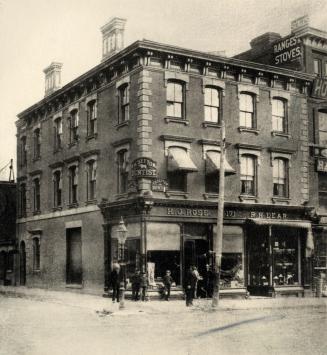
[212,121,226,308]
[116,216,128,310]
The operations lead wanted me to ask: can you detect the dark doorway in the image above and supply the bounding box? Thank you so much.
[0,251,6,284]
[184,239,209,278]
[147,251,180,285]
[20,241,26,286]
[66,228,82,284]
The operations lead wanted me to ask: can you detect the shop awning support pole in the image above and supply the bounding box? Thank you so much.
[212,121,225,308]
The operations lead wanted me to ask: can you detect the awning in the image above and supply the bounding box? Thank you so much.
[248,218,314,257]
[168,147,198,172]
[206,151,235,176]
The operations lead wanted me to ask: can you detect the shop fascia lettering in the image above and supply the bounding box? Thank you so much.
[273,35,301,65]
[249,211,287,219]
[167,208,210,217]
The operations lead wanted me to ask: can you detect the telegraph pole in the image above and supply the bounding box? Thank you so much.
[212,121,226,308]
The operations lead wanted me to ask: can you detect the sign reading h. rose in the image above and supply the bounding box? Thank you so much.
[131,158,157,178]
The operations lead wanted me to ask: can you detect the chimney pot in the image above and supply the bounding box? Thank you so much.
[101,17,127,61]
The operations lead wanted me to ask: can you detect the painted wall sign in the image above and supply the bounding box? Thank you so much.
[151,178,168,192]
[317,159,327,172]
[273,35,302,65]
[312,78,327,99]
[131,158,157,178]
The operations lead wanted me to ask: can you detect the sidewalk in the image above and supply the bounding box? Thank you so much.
[1,285,326,315]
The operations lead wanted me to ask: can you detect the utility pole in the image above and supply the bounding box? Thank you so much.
[212,121,225,308]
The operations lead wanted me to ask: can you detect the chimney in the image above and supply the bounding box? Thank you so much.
[43,62,63,97]
[101,17,127,61]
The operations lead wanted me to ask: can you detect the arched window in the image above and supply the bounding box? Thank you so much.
[119,84,129,123]
[117,150,128,194]
[69,165,78,204]
[167,81,184,119]
[33,178,40,212]
[87,100,97,136]
[33,128,41,159]
[86,160,97,200]
[240,155,256,196]
[33,237,40,271]
[273,158,288,197]
[272,98,286,133]
[204,87,220,123]
[239,93,255,128]
[53,170,62,207]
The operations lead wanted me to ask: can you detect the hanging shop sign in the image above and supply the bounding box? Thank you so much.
[317,158,327,172]
[131,158,157,178]
[273,35,302,66]
[151,178,168,192]
[312,78,327,99]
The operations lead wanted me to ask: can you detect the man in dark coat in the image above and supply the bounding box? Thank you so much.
[131,270,141,301]
[162,270,174,301]
[184,266,198,306]
[110,263,121,303]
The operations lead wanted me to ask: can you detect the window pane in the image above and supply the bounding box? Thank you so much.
[167,83,175,101]
[204,88,212,106]
[174,103,182,118]
[174,83,183,102]
[167,102,174,117]
[240,94,253,112]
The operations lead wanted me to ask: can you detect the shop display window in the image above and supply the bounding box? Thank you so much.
[272,232,299,286]
[220,253,244,288]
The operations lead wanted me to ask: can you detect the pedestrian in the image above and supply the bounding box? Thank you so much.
[203,264,213,298]
[162,270,174,301]
[192,266,201,298]
[109,263,121,303]
[184,266,197,306]
[140,271,148,301]
[131,269,141,301]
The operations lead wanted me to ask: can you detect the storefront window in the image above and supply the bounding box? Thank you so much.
[214,225,244,289]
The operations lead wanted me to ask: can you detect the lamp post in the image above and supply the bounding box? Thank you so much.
[212,121,226,308]
[116,216,127,310]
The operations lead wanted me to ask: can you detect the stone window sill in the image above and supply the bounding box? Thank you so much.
[202,122,221,128]
[165,191,189,199]
[33,156,41,162]
[203,193,219,200]
[115,121,130,130]
[86,133,98,141]
[165,117,189,125]
[52,206,62,212]
[85,199,97,206]
[68,141,79,148]
[271,131,291,139]
[272,197,291,204]
[33,269,41,274]
[53,147,63,154]
[239,195,257,202]
[238,127,260,135]
[115,193,128,200]
[68,203,79,209]
[33,210,41,216]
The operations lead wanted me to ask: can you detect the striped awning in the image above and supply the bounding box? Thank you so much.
[206,151,235,176]
[167,147,198,172]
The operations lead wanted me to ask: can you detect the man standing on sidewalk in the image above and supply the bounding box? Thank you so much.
[162,270,174,301]
[184,266,197,306]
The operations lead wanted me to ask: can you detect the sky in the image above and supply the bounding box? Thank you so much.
[0,0,326,180]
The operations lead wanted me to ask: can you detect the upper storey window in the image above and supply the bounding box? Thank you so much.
[53,170,62,208]
[117,149,129,194]
[273,158,288,198]
[33,128,41,159]
[319,111,327,146]
[204,87,220,123]
[20,136,27,167]
[54,117,63,150]
[87,100,97,136]
[240,155,256,196]
[314,59,322,76]
[239,93,255,129]
[119,84,129,124]
[68,109,79,144]
[272,98,287,133]
[167,81,184,119]
[86,160,97,201]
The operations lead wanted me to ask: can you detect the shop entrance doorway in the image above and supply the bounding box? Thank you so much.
[184,239,209,278]
[66,228,82,285]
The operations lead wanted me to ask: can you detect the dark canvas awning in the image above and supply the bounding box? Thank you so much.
[206,151,235,176]
[168,147,198,172]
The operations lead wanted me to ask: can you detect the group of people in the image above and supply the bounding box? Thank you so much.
[109,263,214,306]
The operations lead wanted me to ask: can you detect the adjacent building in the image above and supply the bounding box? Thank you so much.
[16,17,317,297]
[0,181,16,286]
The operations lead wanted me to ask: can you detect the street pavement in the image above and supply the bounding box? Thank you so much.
[0,286,326,355]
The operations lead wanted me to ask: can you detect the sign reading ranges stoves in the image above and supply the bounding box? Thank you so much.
[273,35,302,66]
[131,158,157,178]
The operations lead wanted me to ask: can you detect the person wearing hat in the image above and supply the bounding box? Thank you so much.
[162,270,174,301]
[131,269,141,301]
[110,263,121,303]
[140,270,148,301]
